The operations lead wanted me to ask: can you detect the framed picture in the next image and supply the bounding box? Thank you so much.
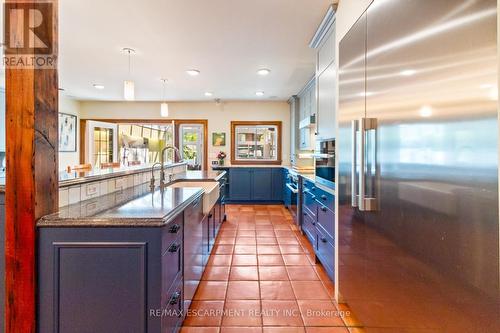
[59,113,77,152]
[212,132,226,146]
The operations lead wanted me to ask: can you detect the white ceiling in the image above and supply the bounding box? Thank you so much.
[59,0,333,101]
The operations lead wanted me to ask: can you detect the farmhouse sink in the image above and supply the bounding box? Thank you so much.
[168,181,220,215]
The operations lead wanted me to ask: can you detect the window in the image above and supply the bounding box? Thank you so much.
[179,124,204,170]
[118,123,174,166]
[93,127,114,167]
[85,120,118,169]
[231,121,282,165]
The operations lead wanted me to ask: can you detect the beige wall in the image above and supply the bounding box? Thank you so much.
[58,94,81,171]
[79,101,291,166]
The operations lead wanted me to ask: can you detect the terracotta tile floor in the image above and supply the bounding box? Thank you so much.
[181,204,354,333]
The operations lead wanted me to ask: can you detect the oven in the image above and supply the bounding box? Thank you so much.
[284,172,299,224]
[314,139,335,189]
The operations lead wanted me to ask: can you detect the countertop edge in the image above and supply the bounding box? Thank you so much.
[298,174,336,195]
[37,188,204,228]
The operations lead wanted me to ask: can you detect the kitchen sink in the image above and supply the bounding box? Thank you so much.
[168,181,220,215]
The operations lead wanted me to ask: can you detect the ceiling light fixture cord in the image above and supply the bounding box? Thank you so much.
[162,79,167,102]
[128,49,131,77]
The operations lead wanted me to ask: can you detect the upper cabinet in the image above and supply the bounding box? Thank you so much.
[288,96,300,164]
[310,5,337,140]
[317,61,336,140]
[317,26,336,76]
[298,78,316,150]
[299,78,316,121]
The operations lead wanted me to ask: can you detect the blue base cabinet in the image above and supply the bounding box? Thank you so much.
[38,220,185,333]
[228,168,253,200]
[272,168,284,201]
[252,169,273,200]
[228,168,284,202]
[300,178,335,281]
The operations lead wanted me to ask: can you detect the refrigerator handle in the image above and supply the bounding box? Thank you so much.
[359,118,378,212]
[358,118,366,210]
[351,120,358,207]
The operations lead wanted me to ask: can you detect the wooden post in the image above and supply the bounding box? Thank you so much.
[4,0,58,332]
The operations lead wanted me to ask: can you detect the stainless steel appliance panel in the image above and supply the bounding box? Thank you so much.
[339,1,499,332]
[285,173,299,224]
[338,8,368,312]
[338,10,367,212]
[314,139,336,188]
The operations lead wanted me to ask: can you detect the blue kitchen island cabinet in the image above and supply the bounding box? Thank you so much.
[37,187,207,333]
[228,168,284,202]
[37,221,185,333]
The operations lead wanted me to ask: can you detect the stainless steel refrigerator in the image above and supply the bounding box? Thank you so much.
[338,0,499,332]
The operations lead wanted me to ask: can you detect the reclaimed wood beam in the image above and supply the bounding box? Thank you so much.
[4,0,58,332]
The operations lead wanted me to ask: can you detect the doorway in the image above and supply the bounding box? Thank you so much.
[178,124,204,170]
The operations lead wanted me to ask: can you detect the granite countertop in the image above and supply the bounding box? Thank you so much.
[296,173,335,195]
[38,170,226,228]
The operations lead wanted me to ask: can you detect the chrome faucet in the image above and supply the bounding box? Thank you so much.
[149,162,162,191]
[159,145,183,189]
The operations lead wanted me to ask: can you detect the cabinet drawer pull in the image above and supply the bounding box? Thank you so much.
[169,291,181,305]
[169,224,181,233]
[321,206,327,212]
[321,195,327,201]
[208,213,213,218]
[304,212,308,217]
[312,221,316,226]
[321,237,327,243]
[168,243,180,253]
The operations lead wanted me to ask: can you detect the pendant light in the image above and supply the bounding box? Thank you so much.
[160,78,169,117]
[123,48,135,101]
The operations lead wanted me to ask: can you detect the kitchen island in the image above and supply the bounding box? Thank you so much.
[37,170,226,333]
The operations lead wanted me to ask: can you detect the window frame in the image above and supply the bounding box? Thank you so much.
[230,121,282,165]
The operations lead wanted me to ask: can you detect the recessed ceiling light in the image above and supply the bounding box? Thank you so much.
[256,91,265,96]
[358,91,375,97]
[257,68,271,76]
[489,87,498,101]
[480,84,494,89]
[204,92,213,97]
[186,69,200,76]
[93,84,105,90]
[419,105,433,118]
[400,69,417,76]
